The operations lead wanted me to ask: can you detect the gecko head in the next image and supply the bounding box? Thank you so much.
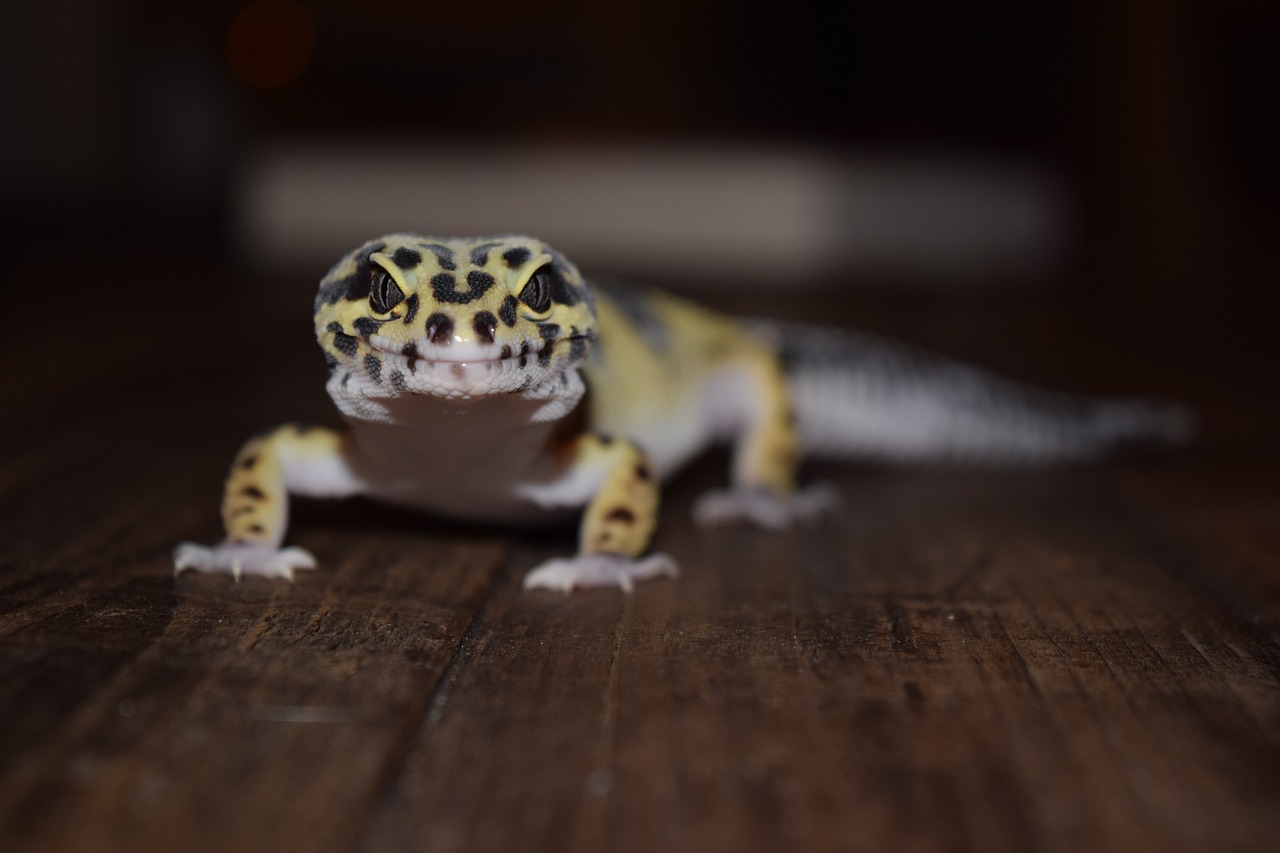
[313,234,597,402]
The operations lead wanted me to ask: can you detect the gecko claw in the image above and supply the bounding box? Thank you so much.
[692,483,841,530]
[522,552,680,594]
[174,542,317,581]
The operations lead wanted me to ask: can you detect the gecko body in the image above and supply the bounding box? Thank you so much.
[175,234,1190,591]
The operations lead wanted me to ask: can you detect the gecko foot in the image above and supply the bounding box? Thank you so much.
[173,541,317,581]
[522,552,680,594]
[692,484,841,530]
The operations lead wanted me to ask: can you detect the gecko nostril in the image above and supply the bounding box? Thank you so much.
[473,311,498,344]
[425,312,453,345]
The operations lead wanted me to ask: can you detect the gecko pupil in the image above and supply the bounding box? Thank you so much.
[520,268,553,313]
[370,269,405,314]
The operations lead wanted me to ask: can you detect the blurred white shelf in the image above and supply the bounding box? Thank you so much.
[237,142,1066,286]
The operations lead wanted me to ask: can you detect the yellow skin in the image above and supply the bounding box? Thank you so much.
[175,234,821,591]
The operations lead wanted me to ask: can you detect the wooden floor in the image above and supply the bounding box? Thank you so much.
[2,260,1278,853]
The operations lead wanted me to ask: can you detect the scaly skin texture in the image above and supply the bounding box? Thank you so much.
[219,424,343,548]
[573,435,660,556]
[175,233,1189,591]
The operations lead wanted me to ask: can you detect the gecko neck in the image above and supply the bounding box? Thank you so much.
[327,369,588,521]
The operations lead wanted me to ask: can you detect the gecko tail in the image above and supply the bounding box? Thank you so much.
[755,320,1194,467]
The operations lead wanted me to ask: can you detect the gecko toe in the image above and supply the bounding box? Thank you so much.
[692,484,841,530]
[173,542,317,581]
[523,552,679,594]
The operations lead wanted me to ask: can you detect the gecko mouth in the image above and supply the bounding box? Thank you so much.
[346,333,588,400]
[378,346,549,378]
[368,335,553,374]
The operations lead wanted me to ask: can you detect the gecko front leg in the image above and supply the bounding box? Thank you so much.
[519,435,678,593]
[174,423,363,580]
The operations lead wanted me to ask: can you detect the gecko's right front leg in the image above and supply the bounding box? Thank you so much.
[174,423,362,580]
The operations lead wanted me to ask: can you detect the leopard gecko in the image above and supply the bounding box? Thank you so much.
[174,234,1191,592]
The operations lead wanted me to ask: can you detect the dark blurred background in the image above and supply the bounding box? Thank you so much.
[0,0,1275,307]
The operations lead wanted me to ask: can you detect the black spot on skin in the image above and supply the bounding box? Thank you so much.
[323,352,338,369]
[420,243,456,270]
[498,295,518,327]
[605,507,636,524]
[390,369,407,391]
[451,363,465,380]
[425,313,453,345]
[468,271,495,297]
[402,342,421,371]
[248,524,265,535]
[431,271,494,304]
[538,323,560,342]
[569,326,588,362]
[315,241,382,307]
[469,242,500,266]
[332,330,358,357]
[316,277,348,309]
[473,311,497,343]
[239,455,258,470]
[341,373,351,389]
[635,463,652,482]
[313,242,385,311]
[501,246,532,268]
[518,355,528,369]
[402,293,419,325]
[364,354,383,383]
[537,341,554,367]
[520,341,530,356]
[391,247,422,269]
[598,434,614,445]
[597,533,612,545]
[352,317,381,339]
[242,486,266,499]
[500,345,513,359]
[548,265,581,306]
[346,242,385,301]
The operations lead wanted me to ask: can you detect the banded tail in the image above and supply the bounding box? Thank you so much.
[757,321,1194,466]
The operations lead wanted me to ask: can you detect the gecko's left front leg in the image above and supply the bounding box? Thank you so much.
[519,434,678,593]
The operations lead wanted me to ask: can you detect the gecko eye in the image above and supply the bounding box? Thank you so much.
[369,268,405,314]
[519,267,553,313]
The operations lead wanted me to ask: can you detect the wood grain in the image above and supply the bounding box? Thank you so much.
[1,268,1277,853]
